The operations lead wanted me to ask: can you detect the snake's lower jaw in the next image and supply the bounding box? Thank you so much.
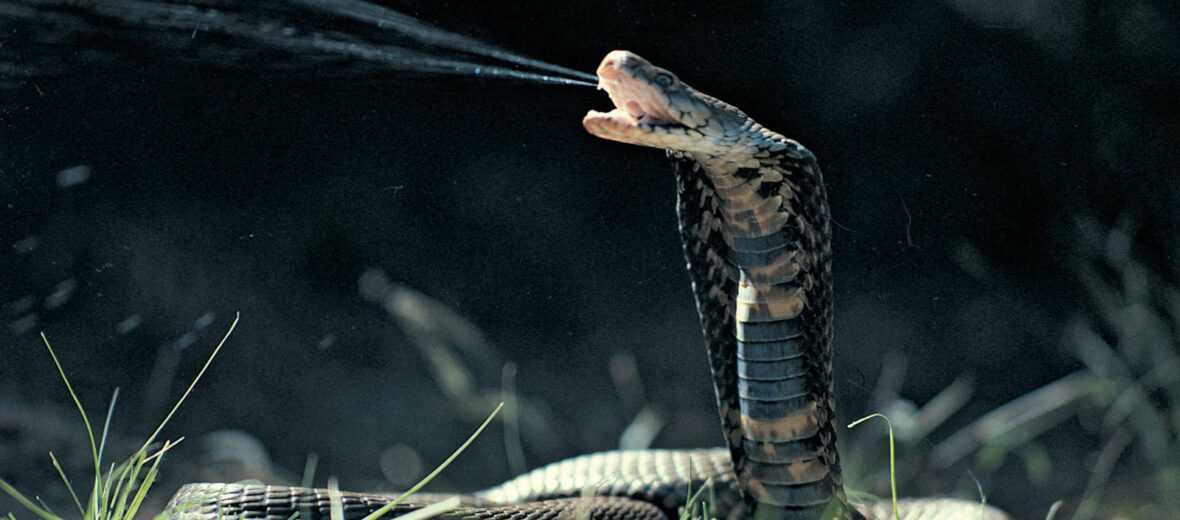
[583,109,626,136]
[583,109,670,149]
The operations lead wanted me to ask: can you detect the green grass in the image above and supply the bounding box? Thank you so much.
[847,412,1005,520]
[0,314,240,520]
[347,402,503,520]
[0,309,508,520]
[677,458,715,520]
[847,414,900,520]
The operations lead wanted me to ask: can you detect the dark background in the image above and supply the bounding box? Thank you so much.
[1,1,1177,519]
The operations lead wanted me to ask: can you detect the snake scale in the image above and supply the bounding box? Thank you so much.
[164,51,1011,520]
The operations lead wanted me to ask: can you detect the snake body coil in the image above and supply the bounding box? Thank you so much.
[164,51,1010,520]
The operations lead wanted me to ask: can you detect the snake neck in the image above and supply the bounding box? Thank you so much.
[674,141,858,520]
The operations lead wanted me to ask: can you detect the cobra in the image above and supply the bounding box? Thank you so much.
[164,51,1011,520]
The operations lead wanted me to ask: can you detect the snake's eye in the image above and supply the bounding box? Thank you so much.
[654,73,674,87]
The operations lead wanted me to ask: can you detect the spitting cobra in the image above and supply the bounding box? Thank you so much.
[164,51,1011,520]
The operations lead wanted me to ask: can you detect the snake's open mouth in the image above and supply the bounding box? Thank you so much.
[583,51,687,142]
[591,77,679,127]
[589,103,676,128]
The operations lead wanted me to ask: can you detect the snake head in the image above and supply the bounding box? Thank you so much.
[584,50,758,159]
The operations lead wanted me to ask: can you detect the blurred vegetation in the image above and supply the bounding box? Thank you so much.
[842,212,1180,519]
[1064,214,1179,519]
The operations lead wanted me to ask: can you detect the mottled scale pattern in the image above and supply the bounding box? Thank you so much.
[165,483,670,520]
[674,159,744,481]
[479,449,739,515]
[165,450,741,520]
[165,483,426,520]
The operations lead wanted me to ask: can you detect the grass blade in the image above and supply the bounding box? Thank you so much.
[328,478,344,520]
[124,441,179,520]
[49,452,85,516]
[362,402,504,520]
[849,413,899,520]
[0,478,59,520]
[97,388,120,482]
[41,332,103,517]
[394,497,460,520]
[140,313,239,452]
